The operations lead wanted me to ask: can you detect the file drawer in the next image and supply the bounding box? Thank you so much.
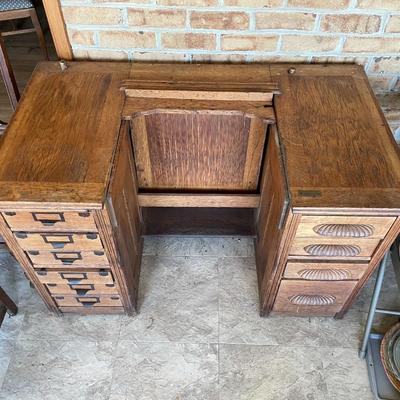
[14,232,103,251]
[2,211,97,232]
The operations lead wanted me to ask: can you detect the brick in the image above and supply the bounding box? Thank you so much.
[369,56,400,73]
[73,49,129,60]
[250,55,309,62]
[287,0,350,9]
[320,14,381,33]
[191,53,246,62]
[356,0,400,11]
[377,93,400,120]
[162,33,216,50]
[68,30,95,46]
[224,0,282,6]
[132,52,189,61]
[282,35,339,52]
[62,7,122,25]
[310,55,368,65]
[127,9,186,28]
[157,0,217,5]
[221,35,278,51]
[98,31,156,49]
[366,76,393,92]
[191,12,249,30]
[256,12,316,30]
[386,15,400,33]
[344,37,400,53]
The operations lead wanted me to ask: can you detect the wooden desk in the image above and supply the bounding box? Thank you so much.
[0,62,398,317]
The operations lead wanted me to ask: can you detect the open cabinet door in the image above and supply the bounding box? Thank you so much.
[255,125,293,316]
[100,121,143,315]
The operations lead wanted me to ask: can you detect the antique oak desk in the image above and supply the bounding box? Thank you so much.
[0,62,398,318]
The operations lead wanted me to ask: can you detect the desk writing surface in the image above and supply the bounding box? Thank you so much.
[0,62,398,212]
[0,62,130,207]
[272,64,400,212]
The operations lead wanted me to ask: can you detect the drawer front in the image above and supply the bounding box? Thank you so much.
[2,211,97,232]
[289,237,380,259]
[34,269,114,285]
[14,232,103,251]
[52,294,123,308]
[27,250,109,267]
[273,280,357,316]
[45,282,118,296]
[295,216,395,240]
[284,262,368,281]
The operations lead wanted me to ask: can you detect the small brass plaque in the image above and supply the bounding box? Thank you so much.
[298,190,322,198]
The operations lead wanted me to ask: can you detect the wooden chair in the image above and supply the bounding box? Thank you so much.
[0,35,19,110]
[0,0,48,60]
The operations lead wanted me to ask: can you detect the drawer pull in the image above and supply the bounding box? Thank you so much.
[42,234,74,249]
[36,269,47,276]
[289,294,336,306]
[60,272,88,282]
[77,297,99,307]
[69,284,95,296]
[53,251,82,264]
[313,224,374,238]
[32,212,65,226]
[78,212,90,218]
[15,232,27,239]
[298,268,351,281]
[304,244,361,257]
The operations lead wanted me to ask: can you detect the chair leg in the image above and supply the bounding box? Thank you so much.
[29,8,48,60]
[0,286,17,317]
[0,36,19,111]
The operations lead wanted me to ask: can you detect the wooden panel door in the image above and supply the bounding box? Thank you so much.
[255,125,293,316]
[102,121,143,314]
[131,111,267,192]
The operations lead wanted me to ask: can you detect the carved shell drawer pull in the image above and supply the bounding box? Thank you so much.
[298,268,351,280]
[304,244,361,257]
[313,224,374,238]
[289,294,336,306]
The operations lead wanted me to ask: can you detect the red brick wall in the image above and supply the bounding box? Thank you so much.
[61,0,399,93]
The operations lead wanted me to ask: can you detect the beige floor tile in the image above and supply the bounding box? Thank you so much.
[0,339,114,400]
[111,341,218,400]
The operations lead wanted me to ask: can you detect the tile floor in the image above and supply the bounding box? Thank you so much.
[0,236,399,400]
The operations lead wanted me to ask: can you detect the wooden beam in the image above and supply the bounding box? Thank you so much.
[124,89,273,102]
[138,193,260,208]
[42,0,73,60]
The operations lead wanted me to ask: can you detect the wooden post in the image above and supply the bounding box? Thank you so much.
[42,0,73,61]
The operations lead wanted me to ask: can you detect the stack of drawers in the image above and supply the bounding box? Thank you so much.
[2,211,124,313]
[273,216,396,316]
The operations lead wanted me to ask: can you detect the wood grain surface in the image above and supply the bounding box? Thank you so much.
[283,261,369,280]
[101,121,143,314]
[122,98,275,121]
[295,215,395,239]
[131,110,267,191]
[0,62,130,205]
[255,125,292,315]
[272,65,400,211]
[142,207,255,235]
[129,63,276,88]
[273,279,357,315]
[138,193,260,208]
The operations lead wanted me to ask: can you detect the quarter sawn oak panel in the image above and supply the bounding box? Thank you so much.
[131,111,267,191]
